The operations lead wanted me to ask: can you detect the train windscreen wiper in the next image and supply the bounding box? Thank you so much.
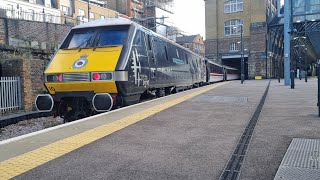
[76,39,91,52]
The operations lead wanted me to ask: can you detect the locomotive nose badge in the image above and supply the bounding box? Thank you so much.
[72,56,88,69]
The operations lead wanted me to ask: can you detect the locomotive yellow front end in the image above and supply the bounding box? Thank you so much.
[45,47,121,95]
[35,19,131,121]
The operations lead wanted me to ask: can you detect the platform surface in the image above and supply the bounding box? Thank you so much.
[0,79,320,180]
[240,79,320,180]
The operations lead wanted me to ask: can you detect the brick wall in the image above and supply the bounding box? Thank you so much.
[107,0,128,15]
[30,56,50,95]
[0,53,50,111]
[0,18,7,44]
[0,17,71,110]
[0,18,72,51]
[205,39,218,60]
[250,22,267,78]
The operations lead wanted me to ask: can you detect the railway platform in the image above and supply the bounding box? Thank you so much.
[0,79,320,180]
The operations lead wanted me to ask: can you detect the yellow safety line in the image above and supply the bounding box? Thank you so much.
[0,82,228,179]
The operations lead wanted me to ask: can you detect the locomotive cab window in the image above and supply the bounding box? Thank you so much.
[61,25,130,49]
[133,30,142,46]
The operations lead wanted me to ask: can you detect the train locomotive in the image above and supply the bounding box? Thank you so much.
[35,18,239,122]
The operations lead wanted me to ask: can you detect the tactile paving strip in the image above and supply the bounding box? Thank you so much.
[274,138,320,180]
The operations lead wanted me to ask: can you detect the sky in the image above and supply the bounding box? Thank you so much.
[169,0,283,39]
[170,0,205,39]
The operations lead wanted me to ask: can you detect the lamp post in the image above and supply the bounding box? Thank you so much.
[88,0,90,22]
[240,25,244,84]
[234,24,244,84]
[294,36,306,81]
[299,45,302,80]
[318,60,320,116]
[278,57,281,83]
[294,46,305,82]
[290,35,295,89]
[305,47,308,82]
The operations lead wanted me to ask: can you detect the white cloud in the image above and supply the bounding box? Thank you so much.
[170,0,205,38]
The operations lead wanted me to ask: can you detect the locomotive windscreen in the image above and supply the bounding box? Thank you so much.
[61,25,130,49]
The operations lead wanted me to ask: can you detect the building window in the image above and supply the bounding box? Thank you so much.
[224,0,243,13]
[230,42,239,51]
[61,5,70,16]
[100,15,105,19]
[90,12,94,19]
[224,19,243,36]
[79,9,85,17]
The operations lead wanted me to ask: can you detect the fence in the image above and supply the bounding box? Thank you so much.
[0,77,21,113]
[0,7,88,26]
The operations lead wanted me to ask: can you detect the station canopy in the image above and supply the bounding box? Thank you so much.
[269,0,320,62]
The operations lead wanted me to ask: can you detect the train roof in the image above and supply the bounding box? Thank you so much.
[206,59,223,67]
[223,65,239,70]
[72,18,134,29]
[72,18,205,59]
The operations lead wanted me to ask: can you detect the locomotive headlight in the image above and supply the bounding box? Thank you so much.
[100,73,112,80]
[46,74,63,82]
[92,72,113,81]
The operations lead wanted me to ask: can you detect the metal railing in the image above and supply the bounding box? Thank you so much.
[0,77,21,113]
[0,7,89,25]
[0,8,62,24]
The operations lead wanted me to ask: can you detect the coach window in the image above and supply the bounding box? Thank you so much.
[185,54,188,64]
[133,30,148,67]
[154,38,167,66]
[176,49,180,59]
[146,34,153,51]
[164,46,169,61]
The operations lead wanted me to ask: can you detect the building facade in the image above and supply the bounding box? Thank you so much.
[205,0,276,79]
[107,0,144,20]
[176,34,205,57]
[72,0,118,24]
[107,0,174,39]
[0,0,118,25]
